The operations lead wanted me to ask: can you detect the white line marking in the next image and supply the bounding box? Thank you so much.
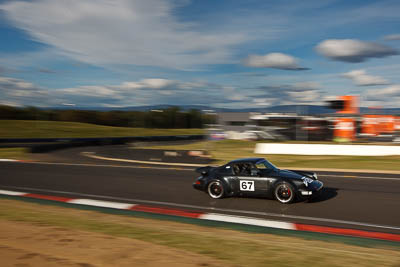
[321,175,400,181]
[2,185,399,232]
[200,213,295,230]
[81,152,206,167]
[0,159,19,162]
[67,199,135,210]
[0,189,27,196]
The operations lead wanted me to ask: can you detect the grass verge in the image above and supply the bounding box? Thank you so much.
[0,147,29,160]
[0,198,399,267]
[138,140,400,171]
[0,120,204,138]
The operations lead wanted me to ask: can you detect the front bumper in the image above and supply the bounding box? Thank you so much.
[299,180,323,196]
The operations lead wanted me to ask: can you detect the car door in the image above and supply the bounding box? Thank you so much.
[234,163,269,196]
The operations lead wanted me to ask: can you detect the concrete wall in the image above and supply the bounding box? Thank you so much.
[255,143,400,156]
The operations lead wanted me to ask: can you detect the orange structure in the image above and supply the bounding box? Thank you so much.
[337,95,359,114]
[334,118,356,141]
[361,115,378,136]
[380,115,395,133]
[396,117,400,131]
[361,115,396,136]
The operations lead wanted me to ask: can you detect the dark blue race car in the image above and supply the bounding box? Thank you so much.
[193,157,323,204]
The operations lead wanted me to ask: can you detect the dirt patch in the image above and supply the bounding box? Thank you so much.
[0,220,231,267]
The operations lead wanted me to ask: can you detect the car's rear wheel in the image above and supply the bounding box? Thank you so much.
[207,180,225,199]
[274,182,295,204]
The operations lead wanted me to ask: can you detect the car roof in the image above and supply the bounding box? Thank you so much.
[228,158,265,164]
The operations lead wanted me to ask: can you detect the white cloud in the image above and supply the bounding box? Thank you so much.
[256,81,323,105]
[226,94,248,101]
[292,81,321,90]
[364,84,400,107]
[366,84,400,98]
[283,82,323,103]
[0,77,35,90]
[121,79,175,90]
[140,79,174,89]
[60,85,119,98]
[3,75,324,108]
[342,69,388,86]
[286,90,320,102]
[0,76,50,106]
[243,53,308,70]
[54,79,214,106]
[0,100,20,107]
[0,76,251,107]
[316,39,398,63]
[384,34,400,41]
[0,0,247,69]
[252,98,273,106]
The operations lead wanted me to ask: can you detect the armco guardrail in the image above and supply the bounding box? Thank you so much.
[255,143,400,156]
[0,135,205,153]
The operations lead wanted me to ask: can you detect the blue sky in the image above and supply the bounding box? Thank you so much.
[1,0,400,108]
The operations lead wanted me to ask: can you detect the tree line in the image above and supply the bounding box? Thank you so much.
[0,105,216,128]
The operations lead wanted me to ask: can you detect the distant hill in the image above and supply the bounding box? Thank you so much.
[47,104,400,115]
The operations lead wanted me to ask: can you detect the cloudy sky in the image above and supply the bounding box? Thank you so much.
[1,0,400,108]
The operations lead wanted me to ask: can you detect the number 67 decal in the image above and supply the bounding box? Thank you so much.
[240,180,255,191]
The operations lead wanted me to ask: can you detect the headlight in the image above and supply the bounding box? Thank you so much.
[302,177,314,187]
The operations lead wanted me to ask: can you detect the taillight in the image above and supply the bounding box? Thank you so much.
[195,181,201,185]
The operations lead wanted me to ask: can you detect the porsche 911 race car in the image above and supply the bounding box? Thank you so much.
[193,157,323,204]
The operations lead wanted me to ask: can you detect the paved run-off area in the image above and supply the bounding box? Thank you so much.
[1,144,400,265]
[2,159,400,232]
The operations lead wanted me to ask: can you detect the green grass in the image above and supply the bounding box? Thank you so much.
[139,140,400,171]
[1,120,399,171]
[0,148,29,160]
[1,199,399,267]
[0,120,204,138]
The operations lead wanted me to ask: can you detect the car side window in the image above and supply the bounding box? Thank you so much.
[241,163,251,176]
[255,162,268,170]
[219,165,234,175]
[233,164,241,175]
[250,167,260,176]
[232,163,254,176]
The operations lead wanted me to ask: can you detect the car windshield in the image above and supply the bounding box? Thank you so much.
[255,159,278,171]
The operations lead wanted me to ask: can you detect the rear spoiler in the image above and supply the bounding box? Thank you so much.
[196,166,213,175]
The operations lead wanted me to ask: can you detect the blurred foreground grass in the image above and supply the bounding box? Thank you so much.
[0,148,29,160]
[0,120,204,138]
[141,140,400,171]
[0,199,399,267]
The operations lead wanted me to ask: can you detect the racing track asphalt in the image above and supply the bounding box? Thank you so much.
[1,145,400,234]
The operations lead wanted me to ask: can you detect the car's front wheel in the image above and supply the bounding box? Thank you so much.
[274,182,295,204]
[207,180,225,199]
